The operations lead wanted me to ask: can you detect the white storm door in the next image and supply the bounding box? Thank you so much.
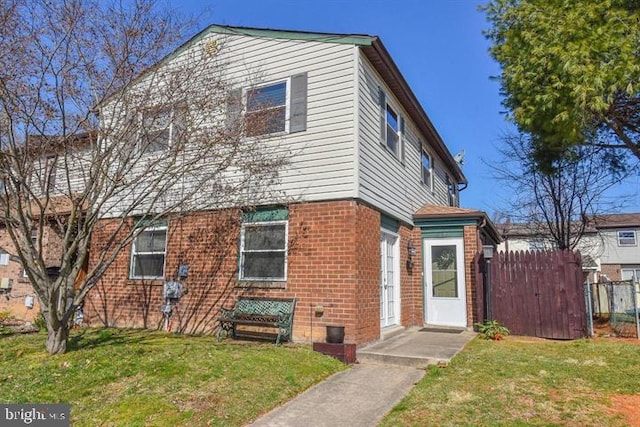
[380,231,400,328]
[424,237,467,327]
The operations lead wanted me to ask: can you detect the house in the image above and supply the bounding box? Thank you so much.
[499,213,640,284]
[82,25,500,346]
[0,134,93,322]
[594,213,640,282]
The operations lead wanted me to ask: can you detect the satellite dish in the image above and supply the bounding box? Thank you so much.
[454,150,466,166]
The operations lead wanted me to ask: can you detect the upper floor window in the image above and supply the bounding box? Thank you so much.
[378,88,404,162]
[618,230,637,246]
[421,149,433,190]
[130,223,167,279]
[138,107,181,154]
[385,104,400,156]
[239,208,288,281]
[246,81,287,136]
[231,73,308,138]
[446,175,458,207]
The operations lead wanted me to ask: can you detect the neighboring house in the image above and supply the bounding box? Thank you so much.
[498,213,640,284]
[594,213,640,282]
[0,134,92,322]
[83,25,500,346]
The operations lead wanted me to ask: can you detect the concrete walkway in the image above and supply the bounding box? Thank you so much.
[248,327,475,427]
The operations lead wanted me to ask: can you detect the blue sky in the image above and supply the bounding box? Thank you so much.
[173,0,640,217]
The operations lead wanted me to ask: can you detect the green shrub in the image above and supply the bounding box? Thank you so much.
[33,312,46,331]
[0,310,15,324]
[475,320,510,340]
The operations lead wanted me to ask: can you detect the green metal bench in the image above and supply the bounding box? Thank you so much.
[216,296,296,345]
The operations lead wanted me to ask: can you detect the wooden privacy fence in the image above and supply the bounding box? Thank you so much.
[475,250,586,340]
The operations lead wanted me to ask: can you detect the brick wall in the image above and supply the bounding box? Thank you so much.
[464,225,482,326]
[0,228,54,322]
[85,201,392,345]
[600,264,621,281]
[354,203,380,343]
[400,225,423,327]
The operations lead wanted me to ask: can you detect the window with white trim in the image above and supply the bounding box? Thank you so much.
[239,220,288,281]
[246,81,288,136]
[0,249,9,266]
[378,88,404,161]
[621,268,640,282]
[618,230,637,246]
[446,175,458,207]
[385,104,400,156]
[421,149,433,189]
[130,224,167,279]
[138,107,179,154]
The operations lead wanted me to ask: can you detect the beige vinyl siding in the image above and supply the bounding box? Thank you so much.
[211,34,357,201]
[357,55,454,224]
[600,229,640,264]
[99,32,358,218]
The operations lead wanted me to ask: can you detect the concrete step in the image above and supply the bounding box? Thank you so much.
[356,350,443,369]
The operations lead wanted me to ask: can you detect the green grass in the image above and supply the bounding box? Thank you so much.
[0,328,345,426]
[382,337,640,427]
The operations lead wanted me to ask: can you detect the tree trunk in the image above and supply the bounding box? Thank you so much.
[45,324,69,355]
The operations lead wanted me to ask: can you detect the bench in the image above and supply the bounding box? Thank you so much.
[217,296,296,345]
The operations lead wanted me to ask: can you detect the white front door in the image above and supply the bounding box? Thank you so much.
[424,237,467,327]
[380,231,400,328]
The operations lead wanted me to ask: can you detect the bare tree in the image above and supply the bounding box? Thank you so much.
[490,133,637,251]
[0,0,289,354]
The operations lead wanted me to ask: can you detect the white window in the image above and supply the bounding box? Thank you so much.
[246,81,288,136]
[621,268,640,283]
[239,220,288,281]
[139,107,177,154]
[130,225,167,279]
[385,104,400,157]
[378,88,404,161]
[618,230,637,246]
[421,149,433,189]
[446,175,458,207]
[0,250,9,266]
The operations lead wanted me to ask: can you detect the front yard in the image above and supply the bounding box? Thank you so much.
[3,328,640,426]
[382,336,640,426]
[0,329,344,426]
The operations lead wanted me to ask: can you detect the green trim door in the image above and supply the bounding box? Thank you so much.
[424,237,467,327]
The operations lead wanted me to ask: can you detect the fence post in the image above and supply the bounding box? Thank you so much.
[584,276,593,337]
[633,273,639,340]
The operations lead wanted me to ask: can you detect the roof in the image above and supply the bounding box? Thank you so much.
[500,213,640,237]
[104,24,466,184]
[413,204,501,243]
[413,205,485,218]
[592,213,640,229]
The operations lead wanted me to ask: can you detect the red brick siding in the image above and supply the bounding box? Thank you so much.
[399,224,423,328]
[463,225,482,326]
[354,203,380,344]
[600,264,621,281]
[0,226,67,321]
[85,201,385,344]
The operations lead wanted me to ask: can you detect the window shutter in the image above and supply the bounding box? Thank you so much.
[225,88,243,130]
[378,87,386,146]
[290,72,308,133]
[399,116,406,165]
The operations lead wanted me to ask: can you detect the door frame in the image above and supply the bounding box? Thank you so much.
[423,237,467,327]
[380,229,401,329]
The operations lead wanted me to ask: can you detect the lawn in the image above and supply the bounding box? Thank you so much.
[382,336,640,427]
[0,328,345,426]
